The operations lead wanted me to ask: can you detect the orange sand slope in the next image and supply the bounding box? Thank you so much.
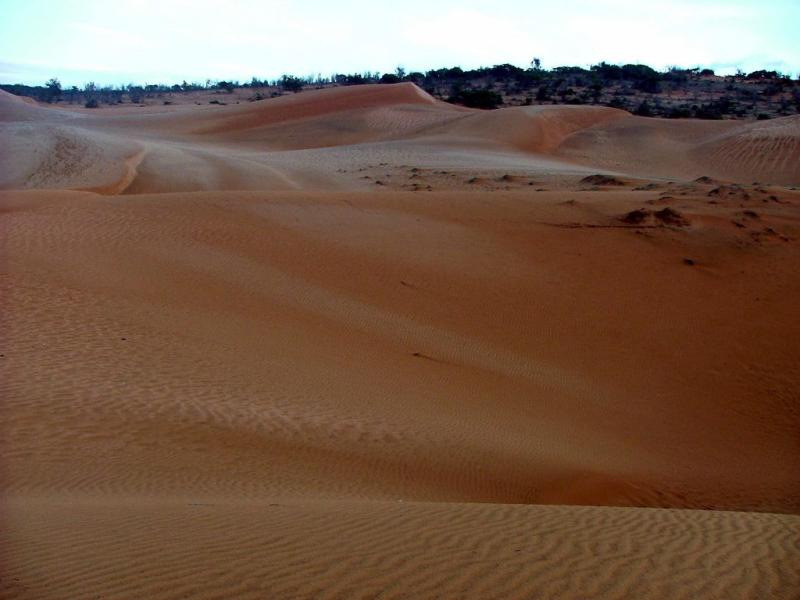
[1,84,799,599]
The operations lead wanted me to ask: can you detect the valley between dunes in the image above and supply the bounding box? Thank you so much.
[1,84,799,599]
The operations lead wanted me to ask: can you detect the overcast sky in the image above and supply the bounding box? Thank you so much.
[1,0,798,86]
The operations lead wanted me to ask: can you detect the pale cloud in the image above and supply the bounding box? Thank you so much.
[0,0,797,85]
[68,22,157,49]
[402,9,533,60]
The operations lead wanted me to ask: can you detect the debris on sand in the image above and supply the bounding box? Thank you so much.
[708,184,751,200]
[654,207,689,226]
[683,258,696,266]
[580,174,625,186]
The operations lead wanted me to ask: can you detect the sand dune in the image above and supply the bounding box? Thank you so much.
[1,83,799,598]
[192,82,443,136]
[557,111,800,184]
[3,83,798,194]
[697,116,800,184]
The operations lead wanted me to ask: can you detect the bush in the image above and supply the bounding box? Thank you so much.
[280,75,304,92]
[695,98,734,120]
[84,98,99,108]
[633,100,653,117]
[746,70,781,80]
[447,88,502,109]
[606,96,628,110]
[334,73,366,86]
[634,78,662,94]
[535,86,551,101]
[666,105,692,118]
[380,73,401,84]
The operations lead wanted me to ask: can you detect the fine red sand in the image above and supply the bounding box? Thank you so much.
[1,84,799,599]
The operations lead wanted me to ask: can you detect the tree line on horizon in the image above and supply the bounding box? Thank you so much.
[2,60,798,119]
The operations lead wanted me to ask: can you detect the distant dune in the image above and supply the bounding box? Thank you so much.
[3,83,799,194]
[1,83,799,599]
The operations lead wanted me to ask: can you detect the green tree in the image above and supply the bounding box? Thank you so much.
[280,75,304,92]
[45,77,61,103]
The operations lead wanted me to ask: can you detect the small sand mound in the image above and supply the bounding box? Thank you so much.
[581,174,625,186]
[654,207,689,226]
[620,209,651,224]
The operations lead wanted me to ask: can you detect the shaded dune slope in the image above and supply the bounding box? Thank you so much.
[558,112,800,184]
[696,116,800,184]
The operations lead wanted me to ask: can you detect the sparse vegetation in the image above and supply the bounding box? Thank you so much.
[3,61,797,118]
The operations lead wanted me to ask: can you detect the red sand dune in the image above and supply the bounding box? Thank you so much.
[1,83,799,599]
